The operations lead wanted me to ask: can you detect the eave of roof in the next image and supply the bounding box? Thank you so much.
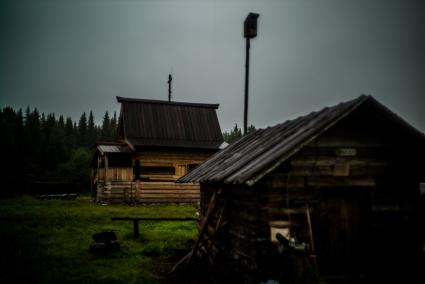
[116,96,224,150]
[96,143,132,154]
[127,138,223,150]
[179,95,425,186]
[116,96,219,109]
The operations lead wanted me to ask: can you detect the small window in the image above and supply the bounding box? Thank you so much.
[140,166,175,175]
[108,154,132,167]
[188,164,199,172]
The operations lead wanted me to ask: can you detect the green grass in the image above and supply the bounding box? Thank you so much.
[0,196,198,283]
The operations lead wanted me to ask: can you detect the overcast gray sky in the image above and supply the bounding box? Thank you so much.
[1,0,424,132]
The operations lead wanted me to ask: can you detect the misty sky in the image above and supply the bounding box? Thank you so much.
[1,0,424,132]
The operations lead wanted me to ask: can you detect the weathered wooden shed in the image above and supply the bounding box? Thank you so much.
[179,95,425,283]
[92,97,224,204]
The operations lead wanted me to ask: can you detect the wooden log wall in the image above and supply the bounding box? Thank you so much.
[196,110,425,281]
[94,148,216,204]
[96,180,200,204]
[95,167,132,182]
[254,128,422,277]
[136,148,215,179]
[197,184,273,282]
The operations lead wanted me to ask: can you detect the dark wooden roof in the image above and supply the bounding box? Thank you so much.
[117,96,223,149]
[179,95,425,186]
[97,144,132,154]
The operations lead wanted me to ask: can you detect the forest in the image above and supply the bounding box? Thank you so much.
[0,106,253,196]
[0,106,118,195]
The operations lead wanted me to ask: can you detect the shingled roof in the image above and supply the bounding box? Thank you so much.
[179,95,425,186]
[96,142,132,154]
[117,96,224,149]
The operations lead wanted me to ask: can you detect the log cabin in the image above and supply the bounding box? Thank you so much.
[179,95,425,283]
[91,96,224,204]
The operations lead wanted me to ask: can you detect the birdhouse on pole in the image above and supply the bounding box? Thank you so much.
[244,13,259,38]
[243,12,259,134]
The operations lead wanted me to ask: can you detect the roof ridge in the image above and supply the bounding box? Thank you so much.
[178,95,379,185]
[116,96,219,109]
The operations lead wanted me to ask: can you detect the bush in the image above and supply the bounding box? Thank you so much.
[57,147,92,192]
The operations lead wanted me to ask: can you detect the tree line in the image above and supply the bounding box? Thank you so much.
[223,123,256,144]
[0,105,255,196]
[0,106,117,195]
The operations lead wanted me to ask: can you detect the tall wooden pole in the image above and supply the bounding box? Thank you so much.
[244,38,250,134]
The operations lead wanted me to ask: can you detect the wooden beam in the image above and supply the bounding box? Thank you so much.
[105,155,109,182]
[111,217,198,221]
[111,217,198,238]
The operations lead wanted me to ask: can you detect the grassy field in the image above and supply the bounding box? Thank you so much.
[0,196,198,283]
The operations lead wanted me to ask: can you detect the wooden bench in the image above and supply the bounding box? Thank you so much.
[36,193,79,200]
[111,217,198,238]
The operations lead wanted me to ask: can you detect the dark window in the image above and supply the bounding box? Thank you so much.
[188,164,200,172]
[140,166,175,175]
[108,154,132,167]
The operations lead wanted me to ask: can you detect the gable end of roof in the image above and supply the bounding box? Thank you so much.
[179,94,425,186]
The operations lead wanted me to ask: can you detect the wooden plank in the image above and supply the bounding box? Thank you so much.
[289,165,388,177]
[136,149,213,160]
[265,175,305,188]
[306,136,387,147]
[138,189,199,194]
[111,217,197,221]
[188,188,221,263]
[307,176,376,187]
[225,109,353,184]
[291,157,393,167]
[139,183,198,188]
[137,193,200,199]
[136,198,199,203]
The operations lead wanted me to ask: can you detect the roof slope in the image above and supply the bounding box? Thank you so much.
[179,95,425,186]
[96,143,132,154]
[117,97,223,149]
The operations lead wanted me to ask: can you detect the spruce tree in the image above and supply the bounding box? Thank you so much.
[101,111,110,141]
[87,111,97,147]
[78,112,88,147]
[110,111,117,139]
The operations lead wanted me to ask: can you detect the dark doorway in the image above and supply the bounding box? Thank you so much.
[313,187,371,276]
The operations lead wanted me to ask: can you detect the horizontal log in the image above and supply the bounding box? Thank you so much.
[139,189,200,194]
[306,136,387,147]
[98,198,199,204]
[103,181,132,185]
[139,185,199,190]
[136,150,213,159]
[291,157,394,167]
[136,193,200,199]
[100,181,198,187]
[103,185,199,191]
[289,165,388,177]
[265,175,306,189]
[135,198,199,203]
[111,217,197,221]
[101,193,200,199]
[306,176,376,187]
[109,188,132,192]
[297,145,396,157]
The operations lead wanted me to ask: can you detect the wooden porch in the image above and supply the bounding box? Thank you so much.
[93,167,200,204]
